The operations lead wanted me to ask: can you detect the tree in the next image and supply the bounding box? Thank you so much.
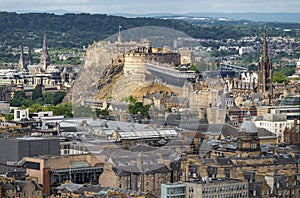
[5,114,13,121]
[13,91,26,100]
[10,91,27,107]
[29,103,43,113]
[32,84,43,101]
[123,95,137,103]
[96,109,109,117]
[273,71,288,85]
[53,102,73,118]
[43,91,66,105]
[73,105,94,117]
[128,102,150,118]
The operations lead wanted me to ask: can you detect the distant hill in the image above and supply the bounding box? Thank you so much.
[115,12,300,23]
[0,12,299,48]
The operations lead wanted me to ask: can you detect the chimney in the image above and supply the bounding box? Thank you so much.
[243,171,255,183]
[207,166,218,179]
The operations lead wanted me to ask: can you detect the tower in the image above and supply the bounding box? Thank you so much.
[257,28,273,97]
[18,45,25,71]
[40,33,50,71]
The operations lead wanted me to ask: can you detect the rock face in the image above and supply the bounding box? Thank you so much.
[67,38,181,104]
[67,40,141,104]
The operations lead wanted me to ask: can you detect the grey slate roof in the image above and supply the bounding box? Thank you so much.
[216,158,234,166]
[56,183,85,192]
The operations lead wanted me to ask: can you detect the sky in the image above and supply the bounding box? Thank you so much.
[0,0,299,14]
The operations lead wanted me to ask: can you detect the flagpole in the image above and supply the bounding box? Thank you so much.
[119,25,121,36]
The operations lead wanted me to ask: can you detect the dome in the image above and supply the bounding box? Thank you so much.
[52,68,60,73]
[239,111,257,133]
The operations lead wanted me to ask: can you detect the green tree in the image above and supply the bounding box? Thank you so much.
[32,84,43,101]
[54,102,73,118]
[5,114,13,121]
[73,105,94,117]
[123,95,137,103]
[29,103,43,113]
[10,91,28,107]
[43,91,66,105]
[128,102,150,118]
[273,71,289,85]
[13,91,26,100]
[96,109,109,117]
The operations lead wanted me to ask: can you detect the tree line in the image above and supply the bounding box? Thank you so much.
[0,12,299,49]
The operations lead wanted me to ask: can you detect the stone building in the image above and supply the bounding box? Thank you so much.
[53,182,149,198]
[0,177,44,198]
[98,148,181,197]
[283,118,300,144]
[180,112,300,197]
[0,84,12,102]
[236,112,260,158]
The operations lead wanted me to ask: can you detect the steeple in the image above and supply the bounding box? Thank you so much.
[18,45,25,71]
[257,27,273,100]
[43,33,48,53]
[40,32,50,71]
[263,28,268,61]
[28,45,33,65]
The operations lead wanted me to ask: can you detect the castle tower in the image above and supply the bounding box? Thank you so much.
[18,45,25,71]
[257,28,273,97]
[28,45,33,65]
[236,111,260,158]
[40,33,50,71]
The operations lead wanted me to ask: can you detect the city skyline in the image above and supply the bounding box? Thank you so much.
[1,0,300,14]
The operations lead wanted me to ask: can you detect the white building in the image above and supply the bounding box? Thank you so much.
[14,108,29,121]
[255,114,294,143]
[239,46,254,56]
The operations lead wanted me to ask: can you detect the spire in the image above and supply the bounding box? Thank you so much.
[263,27,268,61]
[43,32,48,54]
[246,111,251,121]
[257,27,272,96]
[28,45,33,65]
[40,32,50,71]
[18,45,25,71]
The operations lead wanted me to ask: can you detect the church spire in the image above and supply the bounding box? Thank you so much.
[263,27,268,61]
[257,27,272,100]
[18,44,25,71]
[28,45,33,65]
[40,32,50,71]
